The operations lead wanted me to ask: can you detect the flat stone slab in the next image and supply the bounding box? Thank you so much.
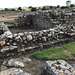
[1,46,18,53]
[0,68,23,75]
[7,58,25,68]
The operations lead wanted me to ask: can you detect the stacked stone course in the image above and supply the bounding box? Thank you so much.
[0,22,75,56]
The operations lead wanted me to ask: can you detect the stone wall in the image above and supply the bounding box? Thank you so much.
[15,11,54,30]
[0,22,75,57]
[15,9,75,30]
[32,11,53,30]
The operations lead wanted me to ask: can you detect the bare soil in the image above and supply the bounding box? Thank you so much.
[0,11,36,22]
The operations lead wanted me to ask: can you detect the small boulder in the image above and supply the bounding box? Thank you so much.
[26,35,32,41]
[23,58,32,63]
[18,33,24,36]
[13,34,18,37]
[0,65,7,71]
[41,37,46,42]
[7,58,25,68]
[2,59,8,66]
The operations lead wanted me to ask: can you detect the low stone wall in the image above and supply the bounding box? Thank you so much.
[0,22,75,57]
[45,60,75,75]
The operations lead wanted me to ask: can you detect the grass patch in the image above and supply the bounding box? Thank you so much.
[63,42,75,57]
[25,8,31,11]
[33,42,75,60]
[5,20,14,24]
[33,47,69,60]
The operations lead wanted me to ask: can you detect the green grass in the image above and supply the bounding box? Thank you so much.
[5,20,14,24]
[33,42,75,60]
[63,42,75,57]
[33,47,69,60]
[24,8,31,11]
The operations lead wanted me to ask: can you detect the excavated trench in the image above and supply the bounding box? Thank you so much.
[0,10,75,74]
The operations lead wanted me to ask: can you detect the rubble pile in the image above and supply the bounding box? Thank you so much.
[45,60,75,75]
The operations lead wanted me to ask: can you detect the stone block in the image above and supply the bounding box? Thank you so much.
[26,35,33,41]
[45,60,75,75]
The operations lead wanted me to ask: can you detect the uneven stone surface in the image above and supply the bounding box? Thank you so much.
[0,65,7,71]
[1,46,18,53]
[71,64,75,69]
[23,58,32,63]
[0,68,23,75]
[45,60,75,75]
[17,72,31,75]
[7,58,25,68]
[41,37,47,42]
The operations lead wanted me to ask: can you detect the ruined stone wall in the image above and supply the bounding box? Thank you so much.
[14,10,60,30]
[15,14,34,27]
[0,22,75,57]
[15,9,75,30]
[32,12,54,30]
[15,11,54,30]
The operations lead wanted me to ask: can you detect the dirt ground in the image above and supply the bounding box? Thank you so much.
[0,11,36,22]
[0,15,17,21]
[0,12,22,22]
